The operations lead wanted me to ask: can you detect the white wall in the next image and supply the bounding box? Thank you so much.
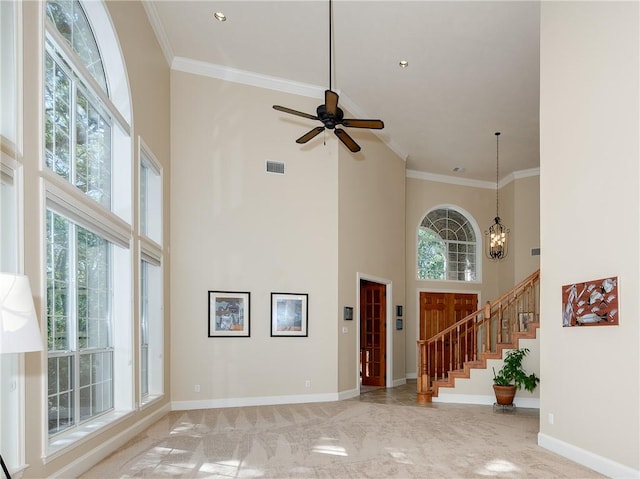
[539,2,639,476]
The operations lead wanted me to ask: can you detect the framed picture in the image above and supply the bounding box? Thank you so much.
[208,291,250,337]
[562,276,619,327]
[271,292,308,337]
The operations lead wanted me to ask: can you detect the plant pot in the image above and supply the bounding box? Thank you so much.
[493,384,517,405]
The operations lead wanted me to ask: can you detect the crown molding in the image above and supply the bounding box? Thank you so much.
[172,56,324,99]
[141,0,173,67]
[407,167,540,189]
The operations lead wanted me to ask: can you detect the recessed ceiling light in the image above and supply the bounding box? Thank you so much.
[213,12,227,22]
[399,60,409,68]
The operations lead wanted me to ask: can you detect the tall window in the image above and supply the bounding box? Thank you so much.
[139,144,163,403]
[44,0,132,445]
[418,207,479,281]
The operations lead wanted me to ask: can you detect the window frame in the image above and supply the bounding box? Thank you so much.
[417,205,482,283]
[42,0,134,456]
[138,138,164,406]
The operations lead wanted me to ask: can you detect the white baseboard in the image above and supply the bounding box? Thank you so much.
[49,403,171,479]
[538,432,640,479]
[339,388,359,400]
[392,377,407,387]
[405,372,417,379]
[433,393,540,408]
[171,392,339,411]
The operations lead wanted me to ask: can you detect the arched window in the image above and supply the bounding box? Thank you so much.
[44,0,134,447]
[417,207,479,281]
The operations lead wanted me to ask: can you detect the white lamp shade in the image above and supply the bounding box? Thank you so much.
[0,273,44,354]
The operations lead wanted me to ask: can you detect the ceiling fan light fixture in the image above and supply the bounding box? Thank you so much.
[271,0,384,153]
[213,12,227,22]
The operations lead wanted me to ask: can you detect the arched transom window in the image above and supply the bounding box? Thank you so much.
[417,207,478,281]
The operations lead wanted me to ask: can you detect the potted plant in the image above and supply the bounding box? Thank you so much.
[492,347,540,406]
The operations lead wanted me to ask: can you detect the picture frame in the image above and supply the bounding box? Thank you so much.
[208,291,250,337]
[271,292,308,337]
[562,276,619,327]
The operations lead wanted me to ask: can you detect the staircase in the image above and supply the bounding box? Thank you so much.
[417,269,540,402]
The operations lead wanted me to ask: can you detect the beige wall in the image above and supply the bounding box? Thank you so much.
[513,175,540,283]
[21,1,171,477]
[170,73,340,401]
[539,2,639,475]
[337,130,406,392]
[404,176,539,376]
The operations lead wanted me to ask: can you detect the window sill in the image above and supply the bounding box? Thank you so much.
[45,409,133,463]
[140,393,164,410]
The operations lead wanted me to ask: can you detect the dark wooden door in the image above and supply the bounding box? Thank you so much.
[360,280,386,387]
[420,292,477,377]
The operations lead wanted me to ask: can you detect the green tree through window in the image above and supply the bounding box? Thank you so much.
[417,208,478,281]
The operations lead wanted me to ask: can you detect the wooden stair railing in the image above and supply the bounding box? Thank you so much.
[417,269,540,403]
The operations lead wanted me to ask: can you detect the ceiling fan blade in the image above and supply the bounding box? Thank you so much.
[296,126,325,144]
[273,105,319,121]
[325,90,339,116]
[334,128,361,153]
[342,118,385,129]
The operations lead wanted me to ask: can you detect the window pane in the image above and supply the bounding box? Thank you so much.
[46,0,108,93]
[76,224,110,349]
[48,355,74,435]
[76,90,111,208]
[140,150,162,244]
[47,211,71,351]
[45,52,72,181]
[418,208,477,281]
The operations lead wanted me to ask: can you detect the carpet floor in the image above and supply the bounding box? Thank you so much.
[80,383,604,478]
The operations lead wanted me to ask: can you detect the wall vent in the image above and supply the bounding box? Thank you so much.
[531,247,541,256]
[266,160,285,175]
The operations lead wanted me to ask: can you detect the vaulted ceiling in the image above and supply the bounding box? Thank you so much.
[144,1,540,183]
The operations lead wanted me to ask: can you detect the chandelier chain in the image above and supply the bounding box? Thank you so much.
[495,132,500,217]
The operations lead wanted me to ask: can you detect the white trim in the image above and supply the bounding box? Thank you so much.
[407,167,540,188]
[44,176,132,249]
[140,0,173,67]
[338,388,359,401]
[46,404,170,479]
[172,56,325,100]
[355,273,394,391]
[140,237,162,266]
[538,432,640,479]
[392,377,407,388]
[172,392,339,412]
[432,393,539,408]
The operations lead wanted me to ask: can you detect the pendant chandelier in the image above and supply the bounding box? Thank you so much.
[485,132,509,260]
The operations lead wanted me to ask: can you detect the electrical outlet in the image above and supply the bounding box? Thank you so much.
[195,384,201,393]
[548,413,554,425]
[304,380,311,388]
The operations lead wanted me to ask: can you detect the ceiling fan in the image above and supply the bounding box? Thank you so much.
[272,0,384,153]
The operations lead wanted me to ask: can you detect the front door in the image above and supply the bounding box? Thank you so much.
[419,292,478,377]
[360,280,386,387]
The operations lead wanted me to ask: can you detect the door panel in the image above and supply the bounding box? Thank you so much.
[360,280,386,387]
[420,292,477,377]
